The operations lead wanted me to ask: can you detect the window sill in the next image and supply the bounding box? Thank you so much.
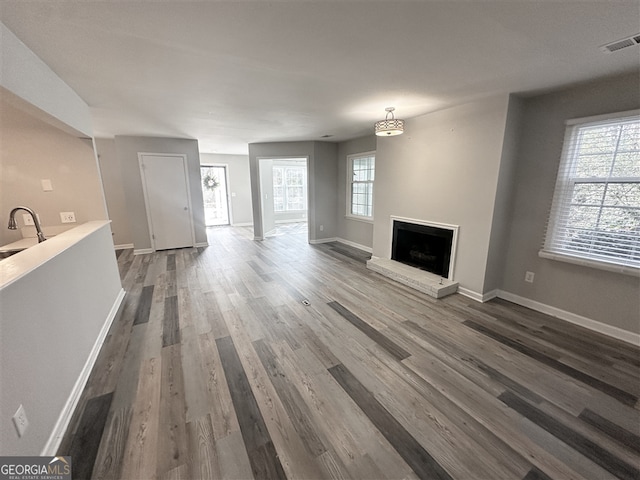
[345,215,374,224]
[538,250,640,277]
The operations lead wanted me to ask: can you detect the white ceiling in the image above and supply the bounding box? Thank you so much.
[1,1,639,154]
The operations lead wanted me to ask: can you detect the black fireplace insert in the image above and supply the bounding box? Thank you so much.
[392,221,453,278]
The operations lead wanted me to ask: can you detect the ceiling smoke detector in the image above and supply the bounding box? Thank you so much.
[600,34,640,53]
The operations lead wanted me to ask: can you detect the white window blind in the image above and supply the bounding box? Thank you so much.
[541,111,640,271]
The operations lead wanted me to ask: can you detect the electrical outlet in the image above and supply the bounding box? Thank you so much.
[319,225,324,231]
[60,212,76,223]
[525,271,535,283]
[12,404,29,438]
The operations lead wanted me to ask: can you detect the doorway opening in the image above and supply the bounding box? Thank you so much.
[258,157,308,238]
[201,165,230,226]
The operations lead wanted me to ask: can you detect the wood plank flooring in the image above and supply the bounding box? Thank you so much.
[59,224,640,480]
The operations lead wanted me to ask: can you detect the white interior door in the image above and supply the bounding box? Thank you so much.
[140,154,195,250]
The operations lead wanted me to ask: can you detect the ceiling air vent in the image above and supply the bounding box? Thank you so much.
[600,34,640,53]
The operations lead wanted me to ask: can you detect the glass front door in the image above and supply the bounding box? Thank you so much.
[201,165,230,226]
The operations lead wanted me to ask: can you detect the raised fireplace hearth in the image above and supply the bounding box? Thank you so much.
[367,217,459,299]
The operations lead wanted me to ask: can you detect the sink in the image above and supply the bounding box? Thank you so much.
[0,248,26,259]
[0,237,39,259]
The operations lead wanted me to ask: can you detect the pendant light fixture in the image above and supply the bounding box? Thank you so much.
[375,107,404,136]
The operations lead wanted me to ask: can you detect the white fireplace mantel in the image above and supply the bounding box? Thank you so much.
[368,216,460,298]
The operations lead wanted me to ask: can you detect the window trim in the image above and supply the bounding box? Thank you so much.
[539,109,640,276]
[346,151,376,222]
[538,249,639,277]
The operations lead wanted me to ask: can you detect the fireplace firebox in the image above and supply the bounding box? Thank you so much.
[392,220,454,278]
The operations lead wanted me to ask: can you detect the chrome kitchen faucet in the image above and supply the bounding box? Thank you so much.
[8,206,46,243]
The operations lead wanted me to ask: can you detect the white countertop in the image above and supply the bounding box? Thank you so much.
[0,221,112,290]
[0,224,73,251]
[0,237,39,251]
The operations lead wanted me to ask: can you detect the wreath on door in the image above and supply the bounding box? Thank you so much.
[202,173,220,191]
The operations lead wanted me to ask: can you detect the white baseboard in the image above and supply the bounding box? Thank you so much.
[41,288,126,456]
[481,289,500,302]
[496,289,640,346]
[336,237,373,254]
[458,287,498,303]
[457,287,485,302]
[309,237,338,245]
[195,242,208,248]
[114,243,134,250]
[232,222,253,227]
[275,219,307,224]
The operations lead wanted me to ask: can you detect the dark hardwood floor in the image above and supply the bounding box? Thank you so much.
[58,224,640,480]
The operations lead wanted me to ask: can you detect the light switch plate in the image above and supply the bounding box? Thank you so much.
[41,179,53,191]
[12,404,29,438]
[22,213,41,226]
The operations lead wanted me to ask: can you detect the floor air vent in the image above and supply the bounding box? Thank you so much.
[601,34,640,53]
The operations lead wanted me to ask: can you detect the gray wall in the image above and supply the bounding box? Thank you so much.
[96,138,132,247]
[200,153,253,226]
[0,97,108,247]
[501,73,640,334]
[311,141,339,241]
[372,95,511,296]
[483,95,524,293]
[114,136,206,251]
[336,135,377,250]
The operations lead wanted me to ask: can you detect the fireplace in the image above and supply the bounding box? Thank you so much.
[391,220,456,279]
[367,217,459,298]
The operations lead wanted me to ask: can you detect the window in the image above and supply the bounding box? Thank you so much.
[541,111,640,272]
[273,165,307,212]
[348,152,375,219]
